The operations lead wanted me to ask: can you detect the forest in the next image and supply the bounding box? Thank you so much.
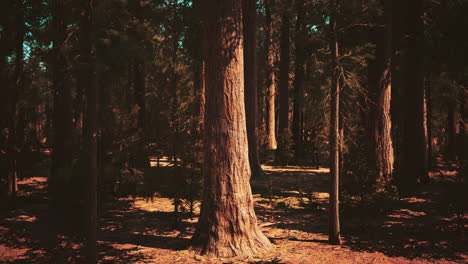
[0,0,467,263]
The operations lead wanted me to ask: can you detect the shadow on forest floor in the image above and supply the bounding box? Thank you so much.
[254,166,467,262]
[1,166,467,263]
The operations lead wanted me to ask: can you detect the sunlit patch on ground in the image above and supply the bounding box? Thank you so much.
[1,164,466,263]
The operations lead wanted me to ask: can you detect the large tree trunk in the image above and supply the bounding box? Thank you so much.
[6,0,23,197]
[277,3,291,155]
[51,0,74,202]
[391,0,406,186]
[243,0,263,178]
[329,0,341,245]
[369,0,394,186]
[191,0,271,257]
[400,0,426,194]
[292,0,306,162]
[80,0,98,262]
[264,0,277,150]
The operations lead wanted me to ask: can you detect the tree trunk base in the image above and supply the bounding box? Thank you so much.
[190,229,271,258]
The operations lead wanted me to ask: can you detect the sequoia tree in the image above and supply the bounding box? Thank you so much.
[369,0,394,186]
[191,0,272,257]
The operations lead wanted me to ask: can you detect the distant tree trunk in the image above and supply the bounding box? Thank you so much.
[447,100,458,161]
[80,0,98,262]
[264,0,277,150]
[134,61,149,168]
[243,0,264,178]
[74,66,85,142]
[191,0,272,257]
[422,85,429,177]
[134,62,146,128]
[400,0,426,194]
[292,0,306,162]
[277,3,290,152]
[369,0,394,186]
[193,61,205,129]
[6,0,24,197]
[193,0,206,131]
[425,75,433,170]
[329,0,341,245]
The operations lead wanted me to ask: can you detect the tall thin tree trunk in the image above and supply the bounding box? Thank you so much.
[193,61,205,130]
[329,0,341,245]
[292,0,306,162]
[191,0,271,257]
[243,0,264,178]
[447,102,458,161]
[425,75,433,170]
[193,0,206,130]
[277,3,290,151]
[265,0,277,150]
[80,0,98,262]
[400,0,426,194]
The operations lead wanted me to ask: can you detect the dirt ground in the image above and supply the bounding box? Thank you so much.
[1,165,467,264]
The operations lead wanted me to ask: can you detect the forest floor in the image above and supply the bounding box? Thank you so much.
[0,164,467,263]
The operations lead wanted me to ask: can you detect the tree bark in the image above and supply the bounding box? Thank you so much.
[191,0,271,257]
[425,75,433,170]
[292,0,306,162]
[369,0,394,186]
[278,3,290,139]
[80,0,98,262]
[265,0,277,150]
[400,0,426,194]
[243,0,264,178]
[51,0,74,202]
[329,0,341,245]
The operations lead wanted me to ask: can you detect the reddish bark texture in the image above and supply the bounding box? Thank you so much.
[369,0,394,185]
[191,0,271,257]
